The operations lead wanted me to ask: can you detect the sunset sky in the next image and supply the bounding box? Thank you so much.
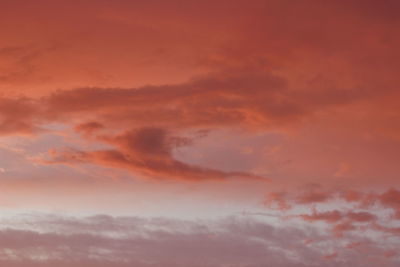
[0,0,400,266]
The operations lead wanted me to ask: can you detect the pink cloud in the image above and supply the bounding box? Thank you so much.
[0,214,396,267]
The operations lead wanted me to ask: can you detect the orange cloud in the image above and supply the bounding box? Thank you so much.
[46,127,262,181]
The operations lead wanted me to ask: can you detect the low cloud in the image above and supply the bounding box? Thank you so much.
[0,214,397,267]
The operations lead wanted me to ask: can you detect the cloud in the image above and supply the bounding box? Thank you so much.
[1,0,400,182]
[346,211,377,223]
[263,188,399,238]
[0,1,399,264]
[0,97,42,135]
[46,127,263,181]
[74,121,104,137]
[296,191,333,204]
[0,214,397,267]
[264,191,292,210]
[41,70,297,129]
[379,189,400,212]
[337,189,400,219]
[299,210,343,223]
[297,209,377,236]
[264,189,335,209]
[0,66,380,180]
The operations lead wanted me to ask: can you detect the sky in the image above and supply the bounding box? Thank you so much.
[0,0,399,266]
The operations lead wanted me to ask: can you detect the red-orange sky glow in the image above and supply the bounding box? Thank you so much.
[0,1,399,266]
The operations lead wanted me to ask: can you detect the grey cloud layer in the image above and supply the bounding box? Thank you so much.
[0,214,398,267]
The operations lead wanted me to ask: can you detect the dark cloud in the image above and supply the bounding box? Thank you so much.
[47,127,263,181]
